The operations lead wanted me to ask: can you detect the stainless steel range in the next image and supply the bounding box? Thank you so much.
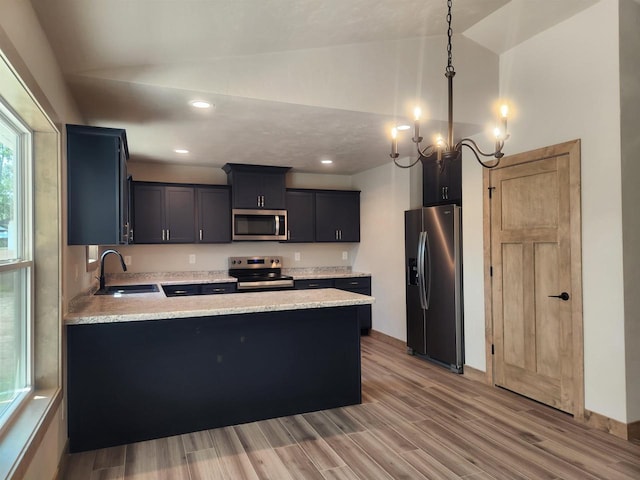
[228,256,294,291]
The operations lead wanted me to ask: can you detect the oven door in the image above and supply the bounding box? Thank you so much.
[232,209,287,241]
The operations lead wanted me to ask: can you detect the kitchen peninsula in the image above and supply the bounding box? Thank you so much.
[65,278,374,453]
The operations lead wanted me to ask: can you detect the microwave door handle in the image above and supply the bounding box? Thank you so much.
[275,215,280,235]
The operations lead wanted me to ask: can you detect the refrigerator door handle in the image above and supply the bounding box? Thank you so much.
[424,229,432,310]
[417,231,427,310]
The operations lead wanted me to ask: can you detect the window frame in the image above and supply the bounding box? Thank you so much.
[0,98,35,435]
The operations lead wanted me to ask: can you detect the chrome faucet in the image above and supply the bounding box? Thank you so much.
[98,249,127,291]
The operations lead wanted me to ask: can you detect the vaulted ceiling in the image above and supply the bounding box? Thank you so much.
[31,0,596,174]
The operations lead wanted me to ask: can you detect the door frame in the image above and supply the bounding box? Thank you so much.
[482,139,584,419]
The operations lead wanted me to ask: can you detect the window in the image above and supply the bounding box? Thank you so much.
[0,101,32,431]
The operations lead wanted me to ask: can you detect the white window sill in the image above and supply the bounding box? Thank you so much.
[0,388,62,480]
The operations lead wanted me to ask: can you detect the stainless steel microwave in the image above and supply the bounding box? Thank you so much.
[232,209,287,241]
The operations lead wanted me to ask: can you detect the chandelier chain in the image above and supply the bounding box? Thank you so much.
[446,0,454,74]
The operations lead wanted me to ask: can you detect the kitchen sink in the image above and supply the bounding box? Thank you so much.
[95,284,159,295]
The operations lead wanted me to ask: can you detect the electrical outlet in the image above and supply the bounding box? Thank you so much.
[294,252,301,261]
[342,251,348,260]
[124,256,132,266]
[189,254,196,264]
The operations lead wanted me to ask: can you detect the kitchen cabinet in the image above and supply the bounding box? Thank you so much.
[161,282,236,296]
[295,275,371,333]
[315,190,360,242]
[67,306,361,452]
[223,163,290,210]
[285,189,315,242]
[67,124,131,245]
[421,151,462,206]
[196,186,231,243]
[132,182,195,243]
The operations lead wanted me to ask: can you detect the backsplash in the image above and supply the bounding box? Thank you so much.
[101,242,359,274]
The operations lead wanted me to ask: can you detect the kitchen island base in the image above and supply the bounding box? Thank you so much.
[67,306,361,453]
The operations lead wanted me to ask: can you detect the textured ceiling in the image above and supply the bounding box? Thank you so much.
[31,0,596,174]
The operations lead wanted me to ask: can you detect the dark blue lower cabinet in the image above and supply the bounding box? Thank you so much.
[67,307,361,453]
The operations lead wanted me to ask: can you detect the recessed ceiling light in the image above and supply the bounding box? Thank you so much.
[174,149,189,154]
[321,159,333,164]
[396,125,410,131]
[190,101,212,109]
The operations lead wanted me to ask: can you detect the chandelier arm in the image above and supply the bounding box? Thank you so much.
[460,142,502,169]
[417,142,437,158]
[393,157,422,169]
[457,138,504,158]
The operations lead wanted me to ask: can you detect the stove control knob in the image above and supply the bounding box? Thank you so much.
[274,259,280,264]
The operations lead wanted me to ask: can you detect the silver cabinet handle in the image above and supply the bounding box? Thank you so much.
[199,229,203,241]
[339,229,342,240]
[162,229,166,241]
[167,229,170,241]
[287,230,290,240]
[335,229,339,240]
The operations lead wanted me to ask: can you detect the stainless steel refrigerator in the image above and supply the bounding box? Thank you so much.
[404,204,463,373]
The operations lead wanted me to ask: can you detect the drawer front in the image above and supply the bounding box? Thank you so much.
[334,277,371,292]
[294,279,334,290]
[200,283,237,295]
[162,284,200,297]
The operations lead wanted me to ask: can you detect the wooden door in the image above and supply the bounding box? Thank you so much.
[486,140,583,416]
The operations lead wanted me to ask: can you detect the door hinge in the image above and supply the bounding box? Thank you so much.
[490,266,493,277]
[491,344,495,355]
[488,186,496,198]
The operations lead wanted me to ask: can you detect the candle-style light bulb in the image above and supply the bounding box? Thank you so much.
[436,134,444,162]
[500,103,509,138]
[391,127,398,157]
[413,106,421,143]
[494,127,502,152]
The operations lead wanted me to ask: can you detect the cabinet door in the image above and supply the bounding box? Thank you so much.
[197,187,231,243]
[67,125,129,245]
[232,171,264,209]
[421,153,462,206]
[315,191,360,242]
[132,184,164,243]
[286,190,314,242]
[334,276,372,332]
[421,157,441,206]
[440,152,462,204]
[335,192,360,242]
[164,186,195,243]
[260,173,286,209]
[315,192,339,241]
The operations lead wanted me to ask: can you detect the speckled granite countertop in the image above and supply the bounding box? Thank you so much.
[283,267,370,280]
[66,288,374,325]
[102,268,370,285]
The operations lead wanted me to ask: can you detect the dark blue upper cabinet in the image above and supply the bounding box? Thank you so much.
[421,151,462,206]
[66,124,130,245]
[222,163,290,210]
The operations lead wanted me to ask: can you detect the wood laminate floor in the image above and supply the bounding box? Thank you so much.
[63,335,640,480]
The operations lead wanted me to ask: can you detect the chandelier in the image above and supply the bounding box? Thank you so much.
[390,0,509,169]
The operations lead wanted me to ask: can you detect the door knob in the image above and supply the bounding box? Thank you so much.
[548,292,570,301]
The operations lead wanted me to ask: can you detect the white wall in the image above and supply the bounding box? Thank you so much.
[492,0,627,422]
[352,163,411,340]
[0,1,83,478]
[619,0,640,423]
